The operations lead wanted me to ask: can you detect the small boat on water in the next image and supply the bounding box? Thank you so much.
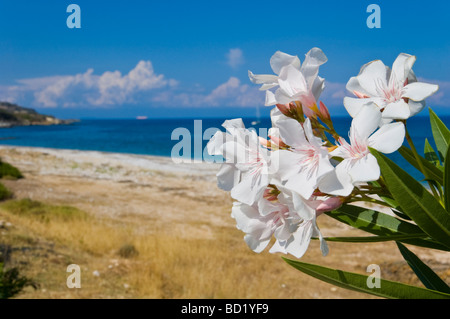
[251,105,261,126]
[136,116,148,120]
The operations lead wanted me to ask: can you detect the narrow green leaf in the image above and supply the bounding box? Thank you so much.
[282,258,450,299]
[318,233,428,243]
[424,138,442,167]
[445,145,450,212]
[327,205,421,235]
[371,148,450,248]
[396,242,450,293]
[368,181,410,220]
[399,146,443,185]
[429,108,450,162]
[326,205,448,251]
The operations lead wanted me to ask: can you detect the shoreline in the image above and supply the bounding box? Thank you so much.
[0,144,220,179]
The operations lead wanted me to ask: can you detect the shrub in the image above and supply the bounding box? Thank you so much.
[0,199,88,222]
[0,183,12,201]
[0,160,23,180]
[118,244,139,258]
[0,263,37,299]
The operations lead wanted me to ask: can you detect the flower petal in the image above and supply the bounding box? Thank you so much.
[270,106,290,126]
[245,235,271,253]
[282,221,314,258]
[390,53,416,86]
[408,99,426,117]
[231,173,267,205]
[343,97,386,118]
[270,149,302,181]
[382,99,411,120]
[276,118,307,147]
[273,88,293,105]
[353,60,389,97]
[278,64,308,97]
[351,102,382,140]
[311,76,325,102]
[318,163,354,196]
[348,153,380,183]
[216,163,240,191]
[222,118,245,130]
[285,170,317,200]
[270,51,301,75]
[231,202,260,234]
[402,82,439,102]
[300,47,327,90]
[248,70,278,88]
[368,122,405,154]
[265,90,277,106]
[222,140,249,164]
[207,131,227,156]
[311,223,329,256]
[346,76,372,98]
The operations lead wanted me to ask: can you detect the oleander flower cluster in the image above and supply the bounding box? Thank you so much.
[207,48,439,259]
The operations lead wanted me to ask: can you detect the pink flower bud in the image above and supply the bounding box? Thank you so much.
[316,197,344,215]
[276,103,291,116]
[319,101,331,121]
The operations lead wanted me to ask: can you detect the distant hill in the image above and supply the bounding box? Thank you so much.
[0,102,77,128]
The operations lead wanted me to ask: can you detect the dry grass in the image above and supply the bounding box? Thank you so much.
[0,198,378,299]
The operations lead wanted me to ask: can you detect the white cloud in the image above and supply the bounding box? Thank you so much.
[319,81,347,107]
[5,61,175,108]
[165,77,263,108]
[226,48,244,69]
[0,60,265,109]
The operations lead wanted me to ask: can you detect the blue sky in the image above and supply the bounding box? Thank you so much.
[0,0,449,119]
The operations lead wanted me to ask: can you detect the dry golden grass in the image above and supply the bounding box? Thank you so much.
[0,198,378,299]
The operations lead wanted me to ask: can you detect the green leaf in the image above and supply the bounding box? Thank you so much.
[396,242,450,294]
[327,205,420,235]
[429,108,450,162]
[368,181,410,220]
[282,258,450,299]
[445,144,450,212]
[399,146,443,185]
[326,205,448,251]
[371,148,450,249]
[318,233,428,243]
[424,138,442,167]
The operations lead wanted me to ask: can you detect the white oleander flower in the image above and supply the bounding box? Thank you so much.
[207,118,271,206]
[231,185,328,259]
[319,103,405,196]
[344,53,439,121]
[249,48,327,108]
[271,118,334,199]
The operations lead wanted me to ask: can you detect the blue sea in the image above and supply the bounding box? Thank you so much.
[0,116,448,182]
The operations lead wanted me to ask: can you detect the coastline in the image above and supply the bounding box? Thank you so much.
[0,144,219,182]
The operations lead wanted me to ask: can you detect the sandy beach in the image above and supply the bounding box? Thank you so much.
[0,145,448,299]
